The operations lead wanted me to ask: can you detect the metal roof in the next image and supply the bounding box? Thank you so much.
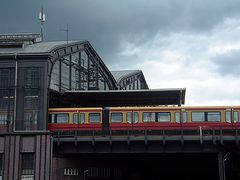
[51,88,186,107]
[0,40,80,54]
[111,70,141,83]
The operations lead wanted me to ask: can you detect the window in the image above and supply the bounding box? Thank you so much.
[100,168,111,178]
[73,113,78,124]
[192,112,205,122]
[55,114,69,123]
[24,68,40,87]
[89,113,101,123]
[24,110,38,130]
[80,113,85,124]
[111,113,123,123]
[88,167,98,177]
[134,112,139,123]
[64,168,79,176]
[0,69,15,131]
[22,67,40,131]
[226,111,231,123]
[126,112,132,123]
[157,112,171,122]
[21,153,34,180]
[175,112,187,123]
[0,68,15,87]
[127,112,139,123]
[207,112,221,122]
[234,111,239,122]
[226,111,239,123]
[143,112,155,122]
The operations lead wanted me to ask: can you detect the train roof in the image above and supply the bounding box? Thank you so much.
[54,88,186,107]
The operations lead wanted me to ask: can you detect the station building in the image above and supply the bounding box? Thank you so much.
[0,33,151,180]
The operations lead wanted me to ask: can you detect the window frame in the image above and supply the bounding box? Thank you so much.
[54,113,69,124]
[157,112,171,122]
[89,113,101,123]
[142,112,155,122]
[191,112,205,122]
[111,112,123,123]
[175,112,188,123]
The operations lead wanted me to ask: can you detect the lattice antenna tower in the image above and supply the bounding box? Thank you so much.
[60,24,69,47]
[39,6,46,40]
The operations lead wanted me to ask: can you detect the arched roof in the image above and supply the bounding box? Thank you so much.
[111,70,149,89]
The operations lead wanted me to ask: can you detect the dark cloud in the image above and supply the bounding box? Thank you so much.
[1,0,240,66]
[213,50,240,76]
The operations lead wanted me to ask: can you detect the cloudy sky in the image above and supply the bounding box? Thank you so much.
[1,0,240,105]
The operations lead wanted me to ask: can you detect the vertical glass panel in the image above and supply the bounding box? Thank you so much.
[158,112,171,122]
[143,112,155,122]
[61,57,70,90]
[73,113,78,124]
[192,112,205,122]
[89,113,101,123]
[24,68,40,87]
[23,89,39,131]
[0,69,15,132]
[126,112,132,123]
[24,89,39,109]
[226,111,231,123]
[175,112,187,123]
[80,113,85,124]
[23,110,38,130]
[50,61,60,91]
[111,113,123,123]
[234,111,239,123]
[0,69,10,87]
[21,153,34,180]
[207,112,221,122]
[133,112,139,123]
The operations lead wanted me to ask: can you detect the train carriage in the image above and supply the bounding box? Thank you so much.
[48,106,240,133]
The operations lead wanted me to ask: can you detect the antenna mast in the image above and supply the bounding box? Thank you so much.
[60,24,69,47]
[39,6,46,40]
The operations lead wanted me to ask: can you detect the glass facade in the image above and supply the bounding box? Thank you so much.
[22,68,40,131]
[0,68,15,132]
[50,50,111,92]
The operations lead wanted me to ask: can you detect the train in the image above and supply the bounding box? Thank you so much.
[48,106,240,132]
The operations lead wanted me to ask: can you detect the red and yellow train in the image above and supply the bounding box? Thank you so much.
[48,106,240,132]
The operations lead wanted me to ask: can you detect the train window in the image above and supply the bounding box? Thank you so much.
[80,113,85,124]
[207,112,220,122]
[111,113,123,123]
[89,113,101,123]
[175,112,187,123]
[226,111,239,123]
[226,111,231,123]
[143,112,155,122]
[234,111,239,122]
[157,112,170,122]
[192,112,205,122]
[54,114,69,123]
[0,113,7,125]
[134,112,139,123]
[126,112,132,123]
[73,113,78,124]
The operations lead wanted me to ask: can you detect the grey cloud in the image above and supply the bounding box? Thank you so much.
[1,0,240,67]
[213,50,240,76]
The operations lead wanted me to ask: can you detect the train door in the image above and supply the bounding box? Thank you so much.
[102,107,110,131]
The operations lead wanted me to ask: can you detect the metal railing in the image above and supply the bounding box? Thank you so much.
[51,125,240,144]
